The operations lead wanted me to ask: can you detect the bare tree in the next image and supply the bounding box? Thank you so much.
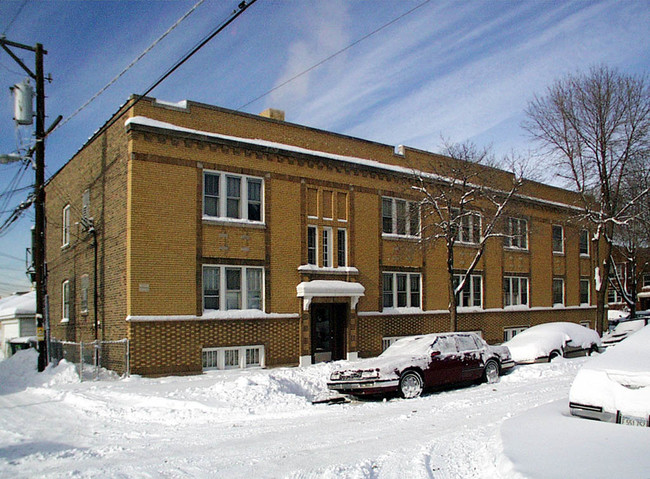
[412,141,524,332]
[524,66,650,332]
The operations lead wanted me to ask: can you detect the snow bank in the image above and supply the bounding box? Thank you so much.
[0,349,79,394]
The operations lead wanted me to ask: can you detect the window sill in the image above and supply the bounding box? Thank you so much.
[382,233,420,242]
[504,247,529,253]
[553,252,565,256]
[580,254,590,258]
[504,305,530,311]
[202,216,266,229]
[60,318,69,323]
[298,264,359,275]
[61,243,70,251]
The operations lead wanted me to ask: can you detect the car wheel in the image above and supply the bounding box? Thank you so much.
[483,359,500,384]
[399,370,423,399]
[549,350,562,361]
[588,344,599,356]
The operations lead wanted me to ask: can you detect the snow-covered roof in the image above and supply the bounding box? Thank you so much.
[0,291,36,320]
[125,116,583,213]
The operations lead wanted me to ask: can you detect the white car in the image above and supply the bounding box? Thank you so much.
[601,316,649,348]
[569,325,650,427]
[503,322,601,364]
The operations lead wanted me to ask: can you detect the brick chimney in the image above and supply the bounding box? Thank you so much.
[259,108,285,121]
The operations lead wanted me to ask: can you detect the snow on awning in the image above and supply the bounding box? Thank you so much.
[296,280,365,311]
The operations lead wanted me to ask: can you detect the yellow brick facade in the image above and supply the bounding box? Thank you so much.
[45,96,597,376]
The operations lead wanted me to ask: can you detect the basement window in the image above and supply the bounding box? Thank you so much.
[202,345,265,370]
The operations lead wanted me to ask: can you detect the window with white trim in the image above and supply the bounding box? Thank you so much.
[504,326,527,342]
[607,286,622,304]
[322,227,332,267]
[62,204,70,247]
[203,171,263,222]
[383,272,421,308]
[80,274,89,313]
[382,336,407,351]
[202,265,264,311]
[505,217,528,249]
[552,225,564,253]
[452,209,481,245]
[307,226,317,265]
[579,229,589,256]
[643,274,650,288]
[580,278,590,305]
[382,197,419,237]
[504,276,529,307]
[202,345,265,370]
[337,228,347,267]
[552,278,564,306]
[453,274,483,308]
[62,280,70,322]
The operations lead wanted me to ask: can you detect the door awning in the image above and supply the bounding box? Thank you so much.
[296,280,365,311]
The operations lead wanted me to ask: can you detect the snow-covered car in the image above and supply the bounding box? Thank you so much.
[327,332,514,399]
[602,315,650,348]
[569,325,650,427]
[503,322,601,364]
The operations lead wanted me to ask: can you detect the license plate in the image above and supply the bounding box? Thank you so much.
[619,414,648,427]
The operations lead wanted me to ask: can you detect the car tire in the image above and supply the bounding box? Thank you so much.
[549,349,562,361]
[483,359,500,384]
[399,370,424,399]
[588,344,599,356]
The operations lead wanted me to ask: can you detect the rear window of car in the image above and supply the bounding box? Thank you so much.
[433,336,457,354]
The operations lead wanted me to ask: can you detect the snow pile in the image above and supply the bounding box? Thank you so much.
[570,324,650,418]
[504,322,600,363]
[0,349,79,394]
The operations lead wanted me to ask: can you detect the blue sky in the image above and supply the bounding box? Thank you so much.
[0,0,648,296]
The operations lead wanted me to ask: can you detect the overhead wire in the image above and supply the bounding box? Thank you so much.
[238,0,431,111]
[2,0,29,35]
[55,0,208,131]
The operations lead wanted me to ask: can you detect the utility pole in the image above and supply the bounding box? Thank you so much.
[1,37,59,372]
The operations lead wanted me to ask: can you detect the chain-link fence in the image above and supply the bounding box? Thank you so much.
[49,339,129,381]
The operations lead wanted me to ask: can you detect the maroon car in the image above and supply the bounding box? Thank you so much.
[327,332,514,399]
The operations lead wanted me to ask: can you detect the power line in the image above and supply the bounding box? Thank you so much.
[238,0,431,111]
[2,0,29,35]
[56,0,208,131]
[0,251,25,262]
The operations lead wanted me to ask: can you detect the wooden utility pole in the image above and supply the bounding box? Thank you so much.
[0,37,59,372]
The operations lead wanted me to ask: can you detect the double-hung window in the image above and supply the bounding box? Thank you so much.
[505,217,528,249]
[80,275,89,313]
[579,230,589,256]
[307,226,318,265]
[579,278,590,305]
[452,209,481,245]
[552,225,564,254]
[62,204,70,247]
[453,274,482,308]
[382,272,421,308]
[337,229,347,267]
[203,171,264,222]
[552,278,564,306]
[382,197,419,237]
[62,280,70,322]
[322,227,332,267]
[203,265,264,311]
[504,276,529,307]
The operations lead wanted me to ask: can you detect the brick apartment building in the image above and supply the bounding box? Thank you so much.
[45,96,597,376]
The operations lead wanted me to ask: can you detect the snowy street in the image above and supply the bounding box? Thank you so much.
[0,351,647,478]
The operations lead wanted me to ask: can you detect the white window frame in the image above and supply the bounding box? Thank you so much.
[552,277,565,306]
[453,273,483,309]
[203,170,264,223]
[643,274,650,288]
[505,217,528,250]
[80,274,89,314]
[307,226,318,266]
[337,228,347,267]
[503,276,529,307]
[552,225,564,254]
[62,280,70,323]
[504,326,528,342]
[62,204,70,247]
[202,345,265,370]
[322,227,332,268]
[607,286,623,304]
[382,336,407,351]
[382,197,420,238]
[579,229,590,256]
[452,209,482,245]
[580,278,591,305]
[202,265,265,312]
[382,272,422,309]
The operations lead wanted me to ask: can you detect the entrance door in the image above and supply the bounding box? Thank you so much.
[311,303,346,363]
